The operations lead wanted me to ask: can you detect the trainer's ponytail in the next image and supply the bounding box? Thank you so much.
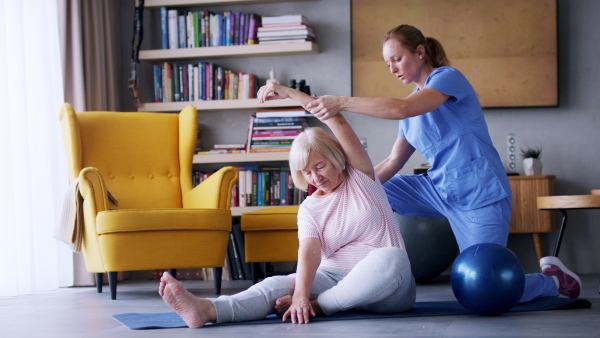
[425,37,450,68]
[383,25,450,68]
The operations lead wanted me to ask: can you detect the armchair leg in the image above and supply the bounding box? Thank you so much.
[95,273,103,293]
[251,263,260,284]
[213,267,222,295]
[108,272,118,300]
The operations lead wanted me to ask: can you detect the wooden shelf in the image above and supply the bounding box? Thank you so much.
[230,205,291,217]
[139,98,300,112]
[145,0,310,8]
[139,42,319,61]
[194,151,289,164]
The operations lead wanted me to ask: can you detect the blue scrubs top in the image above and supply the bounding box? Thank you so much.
[399,67,511,210]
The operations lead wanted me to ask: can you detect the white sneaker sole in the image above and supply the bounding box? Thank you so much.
[540,256,582,288]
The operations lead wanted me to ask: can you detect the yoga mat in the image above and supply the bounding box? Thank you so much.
[113,297,591,330]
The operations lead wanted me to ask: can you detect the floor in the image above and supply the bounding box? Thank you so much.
[1,274,599,337]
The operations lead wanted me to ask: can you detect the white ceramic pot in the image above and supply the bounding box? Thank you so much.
[523,158,543,176]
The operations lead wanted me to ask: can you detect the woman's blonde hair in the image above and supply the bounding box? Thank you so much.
[289,127,346,191]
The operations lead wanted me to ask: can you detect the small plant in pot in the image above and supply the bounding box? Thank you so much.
[521,147,542,176]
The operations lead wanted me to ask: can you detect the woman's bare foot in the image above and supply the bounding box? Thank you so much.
[159,272,217,328]
[274,295,293,317]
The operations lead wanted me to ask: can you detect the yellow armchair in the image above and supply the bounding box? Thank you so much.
[59,103,238,299]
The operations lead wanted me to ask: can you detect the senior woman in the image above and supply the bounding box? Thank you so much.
[158,84,416,328]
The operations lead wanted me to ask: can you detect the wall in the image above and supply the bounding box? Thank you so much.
[120,0,599,275]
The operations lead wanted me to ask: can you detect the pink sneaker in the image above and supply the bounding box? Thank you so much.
[540,256,582,298]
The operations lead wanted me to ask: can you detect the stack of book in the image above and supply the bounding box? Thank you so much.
[258,15,315,44]
[198,143,246,155]
[161,7,261,48]
[153,62,259,102]
[245,108,311,153]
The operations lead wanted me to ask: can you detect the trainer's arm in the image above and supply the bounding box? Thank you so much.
[375,137,415,184]
[306,88,450,121]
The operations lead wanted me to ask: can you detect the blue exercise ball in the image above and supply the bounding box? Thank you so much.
[451,243,525,316]
[397,214,459,283]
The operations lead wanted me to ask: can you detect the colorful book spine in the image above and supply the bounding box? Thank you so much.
[160,7,169,49]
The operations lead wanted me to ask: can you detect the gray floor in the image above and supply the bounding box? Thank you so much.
[1,274,599,337]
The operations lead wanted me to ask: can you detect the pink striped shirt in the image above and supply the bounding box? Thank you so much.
[297,165,406,270]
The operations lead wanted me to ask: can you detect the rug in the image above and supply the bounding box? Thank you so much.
[113,297,591,330]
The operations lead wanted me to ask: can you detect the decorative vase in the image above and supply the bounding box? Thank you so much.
[523,158,542,176]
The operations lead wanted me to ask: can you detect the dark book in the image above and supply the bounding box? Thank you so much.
[252,171,258,206]
[226,233,239,280]
[172,62,180,101]
[232,223,251,279]
[229,232,244,280]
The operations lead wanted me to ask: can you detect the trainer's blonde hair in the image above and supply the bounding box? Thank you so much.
[289,127,346,191]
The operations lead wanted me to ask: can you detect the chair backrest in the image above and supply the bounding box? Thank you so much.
[59,103,198,209]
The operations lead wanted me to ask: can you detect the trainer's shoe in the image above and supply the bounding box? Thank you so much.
[540,256,581,298]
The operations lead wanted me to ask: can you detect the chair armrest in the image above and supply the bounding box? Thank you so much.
[183,166,238,209]
[78,167,113,214]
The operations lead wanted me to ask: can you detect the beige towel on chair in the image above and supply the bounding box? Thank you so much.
[54,178,118,252]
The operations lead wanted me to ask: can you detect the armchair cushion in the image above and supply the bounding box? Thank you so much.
[96,209,232,233]
[241,206,299,231]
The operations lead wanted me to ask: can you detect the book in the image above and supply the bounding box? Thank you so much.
[258,24,315,32]
[214,143,246,149]
[257,30,315,38]
[231,224,251,279]
[262,15,308,26]
[238,169,246,207]
[178,15,186,48]
[255,108,310,118]
[160,7,169,49]
[259,39,314,45]
[245,170,253,206]
[168,9,179,49]
[248,13,260,45]
[153,65,162,102]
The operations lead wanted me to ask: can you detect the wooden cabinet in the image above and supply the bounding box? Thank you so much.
[508,175,556,261]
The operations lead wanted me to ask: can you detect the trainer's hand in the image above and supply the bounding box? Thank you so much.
[306,95,343,120]
[257,82,291,103]
[282,296,316,324]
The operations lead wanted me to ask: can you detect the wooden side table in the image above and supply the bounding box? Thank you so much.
[537,194,600,256]
[508,175,556,262]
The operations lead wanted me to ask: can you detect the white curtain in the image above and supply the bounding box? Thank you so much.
[0,0,73,296]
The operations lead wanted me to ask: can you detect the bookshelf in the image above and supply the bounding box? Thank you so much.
[139,98,298,112]
[194,150,288,164]
[140,0,317,214]
[139,41,319,61]
[145,0,308,8]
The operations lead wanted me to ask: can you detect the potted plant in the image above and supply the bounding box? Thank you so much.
[521,146,542,176]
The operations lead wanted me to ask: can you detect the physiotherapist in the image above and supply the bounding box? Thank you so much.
[305,24,581,302]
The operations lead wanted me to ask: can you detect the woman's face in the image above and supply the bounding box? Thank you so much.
[382,38,425,86]
[301,151,344,196]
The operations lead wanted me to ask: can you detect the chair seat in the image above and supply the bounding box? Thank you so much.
[241,206,299,231]
[241,206,300,264]
[538,195,600,210]
[96,208,232,234]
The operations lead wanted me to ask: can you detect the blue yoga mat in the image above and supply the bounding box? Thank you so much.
[113,297,591,330]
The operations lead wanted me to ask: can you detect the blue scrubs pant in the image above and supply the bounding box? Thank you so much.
[384,174,558,303]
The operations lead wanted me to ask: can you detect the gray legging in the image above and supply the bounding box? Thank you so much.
[209,247,416,323]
